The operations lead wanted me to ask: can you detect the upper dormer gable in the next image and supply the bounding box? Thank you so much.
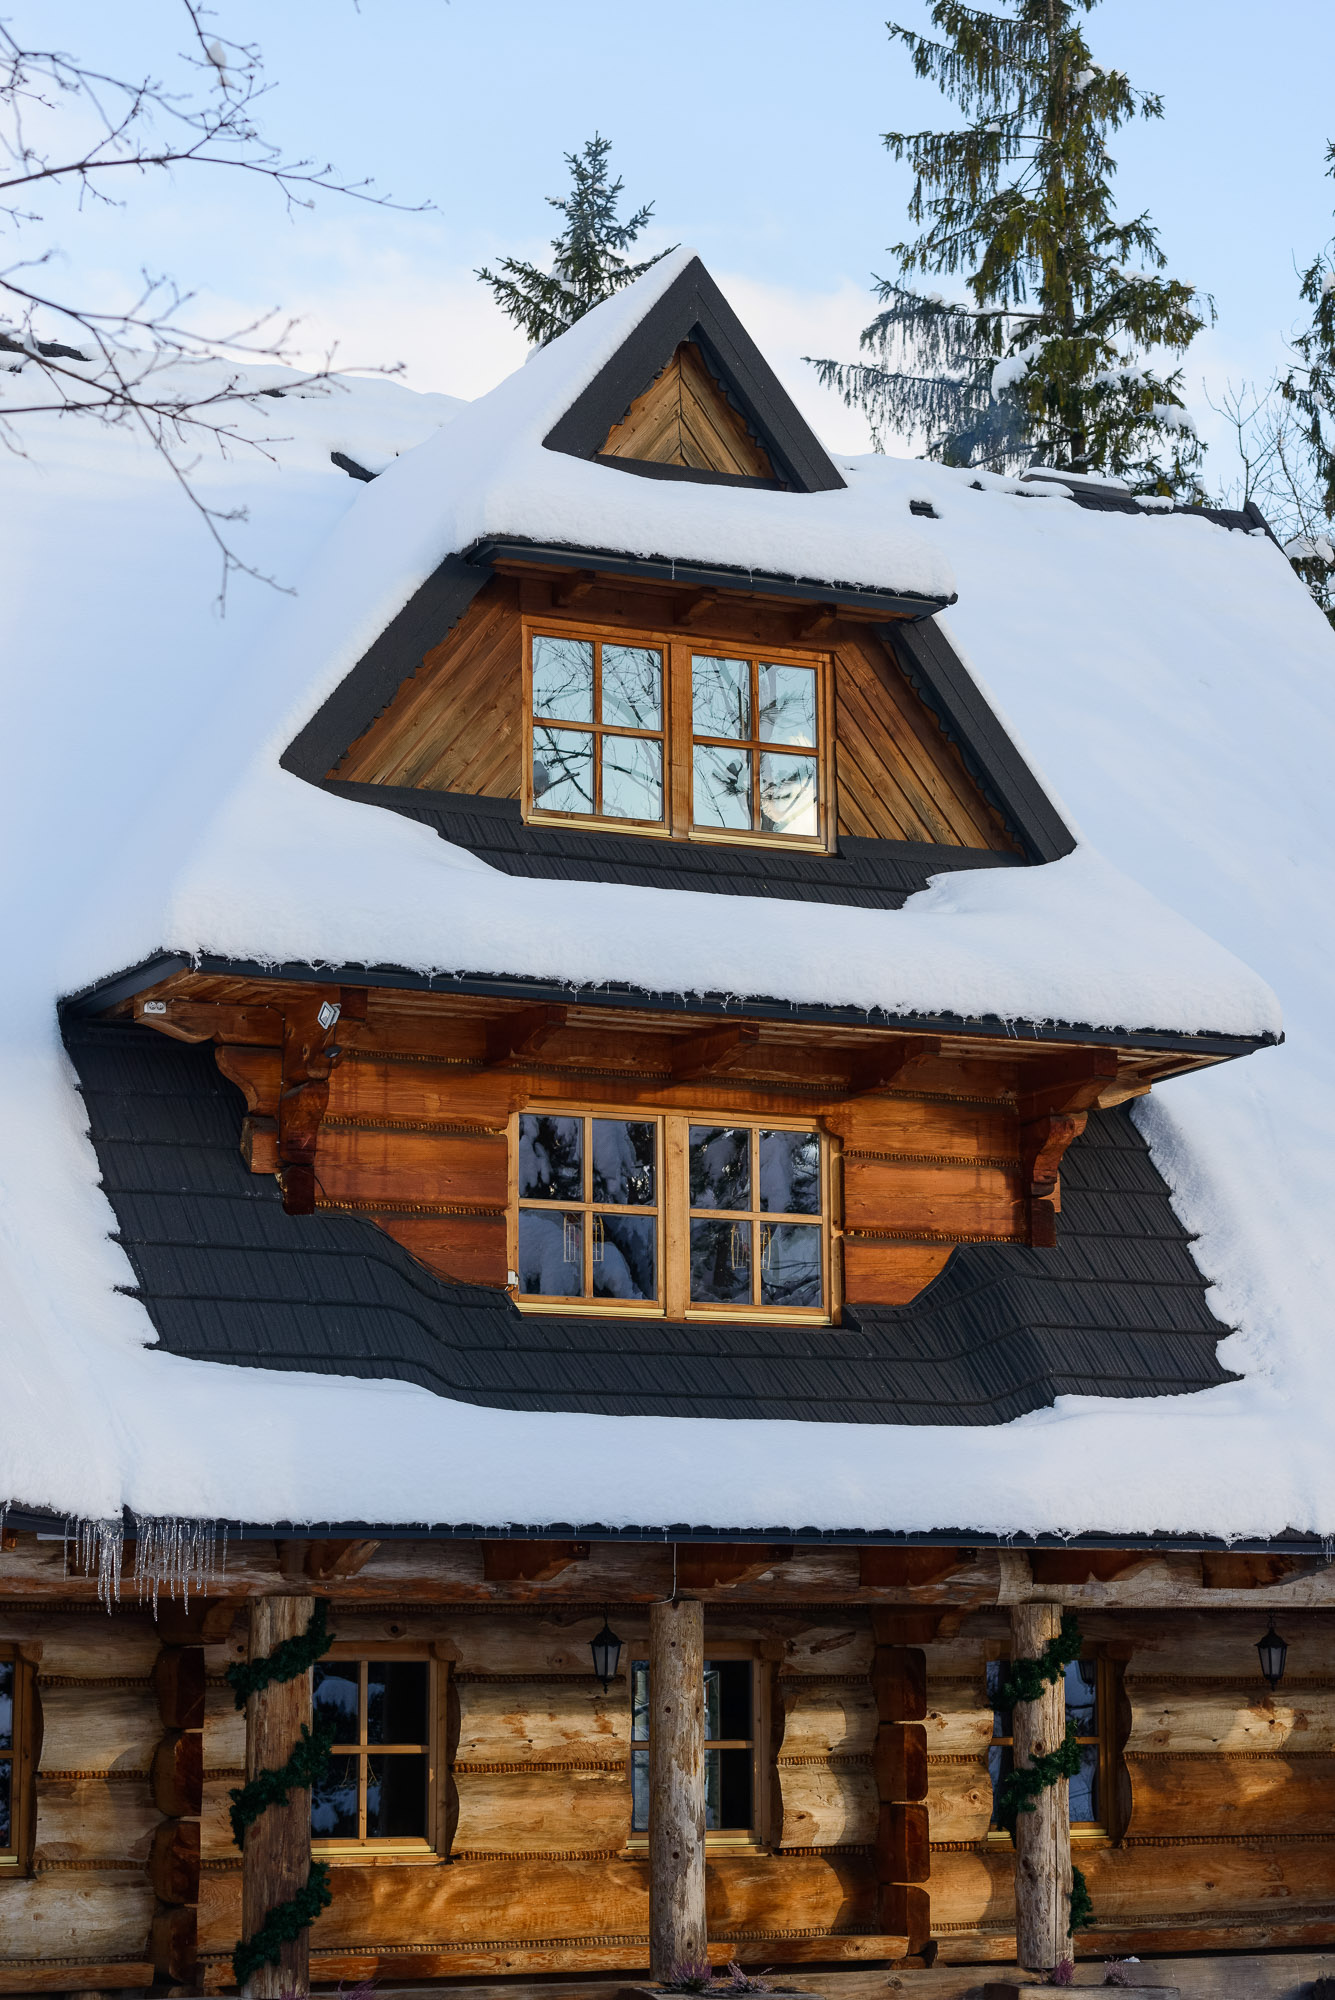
[542,253,846,494]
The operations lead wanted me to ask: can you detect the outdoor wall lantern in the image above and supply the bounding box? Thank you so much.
[590,1613,624,1691]
[1257,1621,1289,1690]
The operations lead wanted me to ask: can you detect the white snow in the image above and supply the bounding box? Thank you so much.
[2,252,1334,1541]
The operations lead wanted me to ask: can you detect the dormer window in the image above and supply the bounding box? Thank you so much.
[525,622,830,847]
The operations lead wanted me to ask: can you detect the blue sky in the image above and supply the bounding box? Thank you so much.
[28,1,1335,477]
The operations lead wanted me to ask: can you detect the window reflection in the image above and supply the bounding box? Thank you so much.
[532,635,594,723]
[758,664,817,746]
[531,633,664,824]
[632,1658,755,1834]
[759,752,818,836]
[689,1127,751,1210]
[519,1114,661,1305]
[986,1657,1103,1829]
[518,1116,583,1202]
[533,725,594,813]
[311,1660,432,1845]
[759,1130,820,1214]
[693,744,753,829]
[692,656,750,739]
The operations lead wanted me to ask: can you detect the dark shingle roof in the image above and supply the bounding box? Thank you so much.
[321,781,1025,909]
[69,1021,1236,1428]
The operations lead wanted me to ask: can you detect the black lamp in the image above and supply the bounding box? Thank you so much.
[590,1613,624,1692]
[1257,1622,1288,1690]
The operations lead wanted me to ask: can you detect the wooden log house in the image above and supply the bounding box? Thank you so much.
[2,250,1330,1997]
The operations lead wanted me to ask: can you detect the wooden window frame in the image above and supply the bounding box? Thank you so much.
[521,616,836,853]
[312,1644,443,1863]
[0,1650,34,1874]
[985,1652,1117,1849]
[627,1647,770,1851]
[511,1105,835,1325]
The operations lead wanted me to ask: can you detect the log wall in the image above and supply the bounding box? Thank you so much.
[923,1608,1335,1963]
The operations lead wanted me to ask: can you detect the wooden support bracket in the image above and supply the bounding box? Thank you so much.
[481,1539,591,1583]
[277,992,345,1215]
[1020,1050,1120,1248]
[860,1546,975,1592]
[795,603,839,639]
[1200,1551,1331,1590]
[133,998,282,1047]
[675,1543,795,1589]
[552,568,597,608]
[485,1003,569,1068]
[278,1537,382,1582]
[1028,1548,1157,1587]
[844,1036,941,1098]
[670,1020,760,1083]
[675,588,721,627]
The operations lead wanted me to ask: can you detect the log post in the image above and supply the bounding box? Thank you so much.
[1011,1601,1071,1972]
[242,1595,315,1999]
[648,1597,706,1980]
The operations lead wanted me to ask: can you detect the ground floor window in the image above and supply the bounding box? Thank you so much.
[311,1655,434,1850]
[987,1654,1114,1838]
[630,1656,757,1836]
[0,1652,32,1868]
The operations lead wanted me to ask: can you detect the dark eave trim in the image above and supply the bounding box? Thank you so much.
[592,454,787,492]
[59,950,1279,1061]
[885,618,1077,865]
[542,255,846,495]
[1,1504,1326,1556]
[467,536,953,621]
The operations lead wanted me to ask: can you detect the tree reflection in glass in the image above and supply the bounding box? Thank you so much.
[602,645,662,729]
[517,1210,582,1296]
[759,1222,822,1306]
[592,1120,655,1204]
[518,1116,583,1201]
[692,655,750,738]
[758,664,817,746]
[689,1127,750,1209]
[759,1130,820,1213]
[532,635,594,722]
[602,734,662,820]
[593,1213,656,1299]
[759,752,818,835]
[693,744,752,828]
[532,725,594,813]
[690,1218,751,1305]
[310,1754,360,1839]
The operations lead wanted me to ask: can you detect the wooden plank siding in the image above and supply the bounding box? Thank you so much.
[330,570,1020,857]
[599,341,776,479]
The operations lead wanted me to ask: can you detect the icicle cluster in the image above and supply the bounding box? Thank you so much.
[63,1515,226,1608]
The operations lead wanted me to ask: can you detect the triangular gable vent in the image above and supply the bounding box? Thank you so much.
[601,340,775,481]
[544,254,846,494]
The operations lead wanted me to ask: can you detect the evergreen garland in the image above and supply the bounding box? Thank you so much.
[232,1863,334,1987]
[999,1611,1083,1707]
[228,1715,337,1846]
[226,1596,333,1705]
[999,1612,1097,1941]
[1069,1863,1096,1933]
[229,1602,336,1986]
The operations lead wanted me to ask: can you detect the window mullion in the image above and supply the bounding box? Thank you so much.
[359,1661,369,1843]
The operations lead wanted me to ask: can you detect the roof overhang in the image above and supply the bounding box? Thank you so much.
[61,951,1280,1062]
[469,537,955,621]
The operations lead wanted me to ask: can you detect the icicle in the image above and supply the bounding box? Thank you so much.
[67,1518,126,1608]
[129,1515,226,1610]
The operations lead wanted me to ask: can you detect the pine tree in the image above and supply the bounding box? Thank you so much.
[477,135,672,347]
[1283,152,1335,522]
[808,0,1210,493]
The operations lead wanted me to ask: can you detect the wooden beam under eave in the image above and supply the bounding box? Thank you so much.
[675,588,721,628]
[1016,1047,1120,1124]
[669,1020,760,1083]
[844,1035,941,1097]
[278,1538,381,1582]
[485,1003,569,1067]
[551,568,597,608]
[481,1539,591,1583]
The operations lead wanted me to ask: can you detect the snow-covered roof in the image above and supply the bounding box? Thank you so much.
[3,254,1334,1541]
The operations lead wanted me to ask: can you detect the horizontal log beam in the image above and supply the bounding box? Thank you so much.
[670,1020,761,1082]
[844,1037,941,1098]
[486,1004,569,1067]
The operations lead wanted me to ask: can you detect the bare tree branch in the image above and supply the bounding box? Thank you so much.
[0,1,432,602]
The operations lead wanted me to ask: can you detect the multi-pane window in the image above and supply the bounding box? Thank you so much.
[311,1658,433,1848]
[516,1113,660,1304]
[692,653,819,837]
[525,626,828,846]
[689,1123,823,1309]
[513,1111,829,1319]
[530,634,665,824]
[0,1654,29,1865]
[987,1657,1107,1834]
[631,1658,756,1835]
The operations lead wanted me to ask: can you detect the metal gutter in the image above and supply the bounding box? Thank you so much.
[59,952,1280,1061]
[466,536,955,621]
[4,1507,1330,1556]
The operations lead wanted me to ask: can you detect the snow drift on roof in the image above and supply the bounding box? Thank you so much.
[1,257,1332,1539]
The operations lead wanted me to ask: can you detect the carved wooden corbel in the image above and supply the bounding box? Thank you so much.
[1018,1049,1120,1247]
[670,1020,760,1083]
[276,992,344,1214]
[844,1035,941,1098]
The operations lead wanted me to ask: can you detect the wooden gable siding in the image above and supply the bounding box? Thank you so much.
[330,572,1020,854]
[129,976,1202,1311]
[599,340,776,479]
